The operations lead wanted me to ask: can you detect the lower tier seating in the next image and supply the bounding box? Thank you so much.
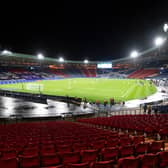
[0,121,167,167]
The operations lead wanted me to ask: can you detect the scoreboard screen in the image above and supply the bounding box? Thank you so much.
[97,62,112,69]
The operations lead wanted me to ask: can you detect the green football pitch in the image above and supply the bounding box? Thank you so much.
[0,78,157,103]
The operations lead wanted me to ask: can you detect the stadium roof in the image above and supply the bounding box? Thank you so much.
[0,41,168,66]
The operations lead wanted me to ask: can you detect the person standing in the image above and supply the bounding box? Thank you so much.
[143,104,147,114]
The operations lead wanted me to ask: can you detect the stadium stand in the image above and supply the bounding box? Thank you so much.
[77,114,168,140]
[0,64,97,83]
[128,69,159,79]
[0,120,167,167]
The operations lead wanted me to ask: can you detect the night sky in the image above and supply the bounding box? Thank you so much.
[0,1,168,61]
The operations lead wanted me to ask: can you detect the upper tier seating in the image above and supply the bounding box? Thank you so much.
[128,69,159,79]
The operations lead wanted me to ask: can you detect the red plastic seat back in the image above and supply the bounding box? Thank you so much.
[132,136,144,145]
[106,139,119,147]
[81,149,98,163]
[0,157,18,168]
[41,153,60,167]
[101,147,119,161]
[118,157,139,168]
[141,154,159,168]
[57,145,72,153]
[135,143,149,155]
[120,146,134,157]
[19,155,40,168]
[61,152,80,164]
[150,141,164,153]
[158,151,168,168]
[93,160,114,168]
[68,162,90,168]
[73,143,88,152]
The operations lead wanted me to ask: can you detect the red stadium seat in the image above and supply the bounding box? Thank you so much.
[118,156,139,168]
[41,165,63,168]
[61,152,80,165]
[72,143,88,152]
[81,149,98,163]
[101,147,119,161]
[19,154,40,168]
[67,162,90,168]
[41,153,60,167]
[2,149,17,158]
[92,160,114,168]
[0,157,18,168]
[119,138,132,146]
[40,144,56,154]
[132,136,144,145]
[149,141,164,153]
[21,147,39,156]
[119,145,134,157]
[106,139,119,147]
[135,143,149,155]
[91,140,105,150]
[138,153,159,168]
[57,145,72,153]
[158,151,168,168]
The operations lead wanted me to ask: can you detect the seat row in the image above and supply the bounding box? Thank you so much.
[77,114,168,139]
[0,141,164,159]
[0,151,168,168]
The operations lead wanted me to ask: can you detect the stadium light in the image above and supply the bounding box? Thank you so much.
[1,50,12,55]
[163,23,168,33]
[154,37,165,47]
[84,59,89,64]
[37,53,44,60]
[130,50,139,58]
[59,57,64,62]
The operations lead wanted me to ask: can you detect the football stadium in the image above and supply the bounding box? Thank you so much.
[1,4,168,168]
[0,36,168,167]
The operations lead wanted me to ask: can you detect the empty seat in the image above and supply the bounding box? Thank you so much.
[0,157,18,168]
[61,152,80,165]
[2,149,17,158]
[72,143,88,152]
[91,140,105,150]
[119,138,132,146]
[57,145,72,153]
[101,147,119,161]
[106,140,119,147]
[158,151,168,168]
[41,153,60,167]
[19,154,40,168]
[21,148,39,156]
[119,146,134,157]
[67,162,90,168]
[135,143,149,155]
[138,153,159,168]
[132,136,144,145]
[149,141,164,153]
[118,156,139,168]
[93,160,114,168]
[81,149,98,163]
[40,144,56,155]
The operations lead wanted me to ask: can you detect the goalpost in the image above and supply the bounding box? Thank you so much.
[26,83,44,93]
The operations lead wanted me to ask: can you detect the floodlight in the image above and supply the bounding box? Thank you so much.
[130,50,139,58]
[84,59,88,64]
[59,57,64,62]
[1,50,12,55]
[154,37,165,47]
[37,53,44,60]
[163,23,168,32]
